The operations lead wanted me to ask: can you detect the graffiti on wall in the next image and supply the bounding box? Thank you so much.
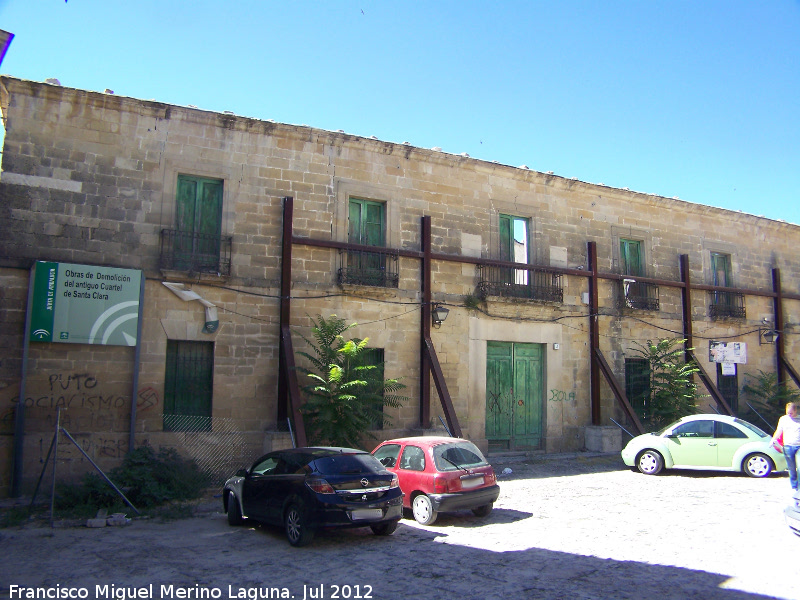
[548,389,576,404]
[0,374,161,434]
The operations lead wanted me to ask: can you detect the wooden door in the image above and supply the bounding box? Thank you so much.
[485,342,543,450]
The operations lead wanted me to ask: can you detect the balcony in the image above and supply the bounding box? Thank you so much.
[160,229,232,276]
[619,279,660,311]
[709,290,746,319]
[477,265,563,303]
[338,249,399,288]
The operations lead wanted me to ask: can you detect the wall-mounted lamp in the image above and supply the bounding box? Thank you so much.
[432,304,450,328]
[759,328,779,345]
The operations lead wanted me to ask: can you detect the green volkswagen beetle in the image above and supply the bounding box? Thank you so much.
[621,414,787,477]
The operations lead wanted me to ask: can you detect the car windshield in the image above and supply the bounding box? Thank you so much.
[734,418,770,438]
[312,453,384,475]
[433,441,488,471]
[655,423,677,436]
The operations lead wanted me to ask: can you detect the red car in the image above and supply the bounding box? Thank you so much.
[371,437,500,525]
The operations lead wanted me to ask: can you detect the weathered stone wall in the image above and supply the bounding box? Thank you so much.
[1,76,799,495]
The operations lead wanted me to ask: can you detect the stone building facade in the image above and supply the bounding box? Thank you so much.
[1,76,798,496]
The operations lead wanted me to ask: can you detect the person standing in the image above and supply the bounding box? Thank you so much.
[774,402,800,497]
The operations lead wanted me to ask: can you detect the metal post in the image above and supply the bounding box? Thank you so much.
[588,242,601,425]
[420,216,432,428]
[773,269,785,385]
[129,272,146,453]
[12,264,37,497]
[680,255,694,360]
[278,197,294,426]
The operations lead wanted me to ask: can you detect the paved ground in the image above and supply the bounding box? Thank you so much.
[0,452,798,600]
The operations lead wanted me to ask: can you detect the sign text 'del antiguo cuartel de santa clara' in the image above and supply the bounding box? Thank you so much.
[29,261,142,346]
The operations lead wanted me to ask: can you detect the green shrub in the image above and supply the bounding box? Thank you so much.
[742,370,800,431]
[54,446,209,514]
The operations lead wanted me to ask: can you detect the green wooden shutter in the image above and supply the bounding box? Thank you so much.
[625,358,650,424]
[347,199,386,280]
[620,239,642,276]
[499,215,512,262]
[711,253,731,287]
[362,348,385,430]
[363,202,384,247]
[163,340,214,431]
[348,201,362,244]
[176,176,198,233]
[175,175,223,271]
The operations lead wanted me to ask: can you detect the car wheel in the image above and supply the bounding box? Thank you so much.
[412,494,438,525]
[226,493,244,526]
[637,450,664,475]
[284,504,315,547]
[743,453,773,478]
[472,503,493,518]
[370,520,399,536]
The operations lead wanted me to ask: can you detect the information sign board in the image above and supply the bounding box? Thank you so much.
[29,261,142,346]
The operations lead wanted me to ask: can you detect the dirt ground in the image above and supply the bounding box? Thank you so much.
[1,452,798,600]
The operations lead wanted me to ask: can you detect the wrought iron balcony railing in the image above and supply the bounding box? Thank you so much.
[477,265,563,303]
[620,279,660,311]
[338,249,399,288]
[709,290,746,319]
[160,229,232,276]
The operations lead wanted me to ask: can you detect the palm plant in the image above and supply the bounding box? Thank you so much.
[628,338,701,431]
[295,315,406,448]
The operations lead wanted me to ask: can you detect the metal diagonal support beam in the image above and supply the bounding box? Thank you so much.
[423,338,462,438]
[280,326,307,447]
[780,356,800,390]
[688,351,733,416]
[593,348,645,435]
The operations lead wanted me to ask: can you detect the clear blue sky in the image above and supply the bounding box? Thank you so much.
[1,1,799,224]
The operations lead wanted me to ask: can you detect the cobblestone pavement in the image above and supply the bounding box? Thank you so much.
[1,452,798,600]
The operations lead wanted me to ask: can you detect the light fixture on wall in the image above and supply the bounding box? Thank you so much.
[759,328,779,345]
[431,304,450,328]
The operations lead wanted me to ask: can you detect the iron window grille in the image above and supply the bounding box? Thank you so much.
[160,229,232,276]
[477,265,563,303]
[620,279,660,311]
[338,248,399,288]
[708,290,746,319]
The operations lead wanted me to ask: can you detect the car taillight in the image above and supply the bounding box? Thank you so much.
[306,477,335,494]
[389,474,399,489]
[433,475,448,493]
[486,471,496,484]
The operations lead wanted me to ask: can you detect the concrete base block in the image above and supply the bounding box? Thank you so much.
[584,426,622,453]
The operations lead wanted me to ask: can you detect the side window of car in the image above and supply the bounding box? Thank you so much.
[715,422,746,439]
[672,421,713,438]
[399,446,426,471]
[251,456,280,475]
[373,444,402,468]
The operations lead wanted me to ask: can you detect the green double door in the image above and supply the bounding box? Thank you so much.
[486,342,543,450]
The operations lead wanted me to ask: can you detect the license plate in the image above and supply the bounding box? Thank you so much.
[461,476,484,489]
[350,509,383,521]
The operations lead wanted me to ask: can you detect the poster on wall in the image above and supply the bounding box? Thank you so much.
[29,261,142,346]
[709,341,747,364]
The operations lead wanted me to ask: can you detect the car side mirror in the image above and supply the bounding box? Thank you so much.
[380,457,395,467]
[236,469,248,477]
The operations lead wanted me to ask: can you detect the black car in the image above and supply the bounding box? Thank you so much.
[223,447,404,546]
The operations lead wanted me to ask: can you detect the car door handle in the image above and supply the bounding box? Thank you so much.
[708,442,717,446]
